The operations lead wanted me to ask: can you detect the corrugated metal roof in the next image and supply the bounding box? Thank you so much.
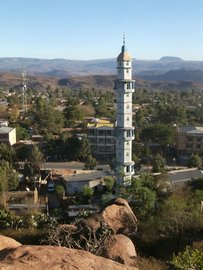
[168,168,203,183]
[0,127,14,133]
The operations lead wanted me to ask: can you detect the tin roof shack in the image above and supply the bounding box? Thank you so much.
[63,170,109,195]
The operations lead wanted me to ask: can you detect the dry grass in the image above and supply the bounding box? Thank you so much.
[136,256,169,270]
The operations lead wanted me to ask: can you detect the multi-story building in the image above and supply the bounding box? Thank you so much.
[0,126,16,145]
[87,118,115,161]
[114,38,135,185]
[176,126,203,157]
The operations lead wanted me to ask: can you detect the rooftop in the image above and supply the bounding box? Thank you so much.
[63,170,109,182]
[87,118,114,128]
[0,126,14,134]
[178,126,203,134]
[168,168,203,183]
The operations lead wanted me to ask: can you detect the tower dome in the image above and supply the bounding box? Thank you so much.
[117,47,132,61]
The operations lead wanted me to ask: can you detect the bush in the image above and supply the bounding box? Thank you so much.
[171,246,203,269]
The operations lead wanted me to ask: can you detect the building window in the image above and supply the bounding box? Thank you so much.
[127,82,131,89]
[126,166,130,172]
[126,61,129,66]
[126,69,129,73]
[127,117,129,121]
[126,93,129,97]
[187,137,193,142]
[126,152,129,156]
[127,130,131,137]
[126,104,129,109]
[99,130,104,136]
[196,144,201,148]
[106,130,112,136]
[126,141,129,145]
[186,143,192,148]
[196,137,202,142]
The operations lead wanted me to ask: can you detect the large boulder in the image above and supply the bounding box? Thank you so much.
[82,198,138,235]
[103,234,137,266]
[0,235,22,261]
[0,245,139,270]
[0,235,21,251]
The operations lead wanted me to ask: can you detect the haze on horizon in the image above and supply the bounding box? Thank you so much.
[0,0,203,61]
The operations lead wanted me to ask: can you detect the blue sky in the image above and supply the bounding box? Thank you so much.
[0,0,203,60]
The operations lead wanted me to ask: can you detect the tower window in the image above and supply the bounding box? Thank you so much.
[127,117,129,121]
[126,61,129,66]
[126,69,129,73]
[126,152,129,156]
[126,104,129,109]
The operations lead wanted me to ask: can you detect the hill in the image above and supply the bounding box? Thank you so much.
[138,69,203,82]
[1,57,203,80]
[1,72,203,93]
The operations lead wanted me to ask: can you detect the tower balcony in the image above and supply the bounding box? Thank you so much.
[114,80,135,93]
[116,127,135,141]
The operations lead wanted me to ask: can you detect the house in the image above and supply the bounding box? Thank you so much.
[0,119,9,127]
[0,126,16,145]
[176,126,203,158]
[63,170,110,195]
[168,168,203,186]
[87,118,115,161]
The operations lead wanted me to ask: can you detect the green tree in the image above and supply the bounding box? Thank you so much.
[140,124,174,147]
[132,154,141,171]
[0,160,19,192]
[16,125,30,140]
[79,136,91,161]
[28,145,44,168]
[104,176,115,192]
[84,155,97,169]
[0,144,16,162]
[158,191,202,252]
[130,177,157,220]
[152,154,166,172]
[64,104,84,127]
[81,185,94,203]
[34,98,64,135]
[95,98,108,117]
[188,153,202,168]
[171,246,203,270]
[55,184,65,200]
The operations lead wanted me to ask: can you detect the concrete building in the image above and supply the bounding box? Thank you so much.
[176,126,203,157]
[87,118,115,161]
[114,38,135,185]
[0,126,16,145]
[63,170,109,195]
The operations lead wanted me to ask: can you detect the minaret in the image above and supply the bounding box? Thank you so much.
[115,36,135,185]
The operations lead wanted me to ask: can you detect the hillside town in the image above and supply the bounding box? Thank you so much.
[0,38,203,269]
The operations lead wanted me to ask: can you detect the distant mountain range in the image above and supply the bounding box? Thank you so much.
[1,56,203,82]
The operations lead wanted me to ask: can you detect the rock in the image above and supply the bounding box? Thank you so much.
[104,234,137,266]
[0,245,139,270]
[83,198,138,235]
[0,235,21,251]
[0,235,22,261]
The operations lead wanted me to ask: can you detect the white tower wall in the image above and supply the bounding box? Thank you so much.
[115,40,135,185]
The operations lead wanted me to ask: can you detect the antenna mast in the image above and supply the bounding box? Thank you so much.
[22,71,27,113]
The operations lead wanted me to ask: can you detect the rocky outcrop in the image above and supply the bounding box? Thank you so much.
[82,198,138,235]
[0,245,139,270]
[104,234,137,266]
[0,235,21,251]
[0,235,22,260]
